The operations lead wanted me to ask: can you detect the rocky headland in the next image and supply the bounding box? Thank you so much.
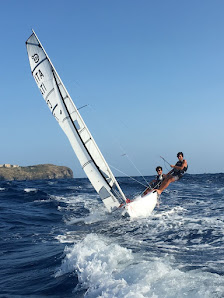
[0,164,73,181]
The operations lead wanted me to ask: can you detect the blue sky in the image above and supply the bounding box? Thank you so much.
[1,0,224,177]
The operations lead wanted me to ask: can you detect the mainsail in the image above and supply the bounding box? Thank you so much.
[26,30,126,212]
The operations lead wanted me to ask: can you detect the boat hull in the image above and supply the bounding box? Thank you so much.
[125,191,157,218]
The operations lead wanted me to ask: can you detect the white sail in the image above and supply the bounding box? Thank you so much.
[26,30,126,212]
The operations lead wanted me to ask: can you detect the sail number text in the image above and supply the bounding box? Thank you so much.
[33,69,47,96]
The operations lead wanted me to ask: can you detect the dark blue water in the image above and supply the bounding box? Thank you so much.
[0,174,223,297]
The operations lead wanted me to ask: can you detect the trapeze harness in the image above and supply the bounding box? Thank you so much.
[151,174,165,189]
[142,174,165,196]
[172,160,188,179]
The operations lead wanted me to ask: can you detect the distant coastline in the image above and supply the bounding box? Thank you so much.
[0,164,73,181]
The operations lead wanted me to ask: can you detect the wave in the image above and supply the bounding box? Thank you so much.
[56,234,224,297]
[1,175,224,297]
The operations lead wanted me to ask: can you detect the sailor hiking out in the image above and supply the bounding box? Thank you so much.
[143,166,165,196]
[156,152,188,195]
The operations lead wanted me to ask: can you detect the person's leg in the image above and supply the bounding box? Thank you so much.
[143,187,151,196]
[156,176,176,194]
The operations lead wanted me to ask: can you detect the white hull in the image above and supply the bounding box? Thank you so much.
[125,191,158,218]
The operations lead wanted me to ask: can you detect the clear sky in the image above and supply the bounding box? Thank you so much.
[1,0,224,178]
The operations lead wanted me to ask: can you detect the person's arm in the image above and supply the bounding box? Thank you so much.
[143,179,156,195]
[166,168,174,175]
[149,179,156,186]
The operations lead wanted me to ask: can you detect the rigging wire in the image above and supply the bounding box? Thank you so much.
[84,103,151,189]
[77,104,89,110]
[160,156,171,166]
[121,153,150,186]
[83,104,151,189]
[109,164,149,188]
[160,156,171,172]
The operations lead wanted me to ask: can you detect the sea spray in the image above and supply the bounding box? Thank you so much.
[56,234,223,297]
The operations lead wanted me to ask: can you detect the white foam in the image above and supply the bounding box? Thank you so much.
[48,181,57,185]
[217,187,224,193]
[51,192,109,225]
[55,234,223,297]
[154,206,187,218]
[56,232,84,244]
[67,185,83,190]
[0,187,5,191]
[65,211,108,225]
[24,188,37,193]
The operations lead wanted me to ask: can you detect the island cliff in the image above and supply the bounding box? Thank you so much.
[0,164,73,181]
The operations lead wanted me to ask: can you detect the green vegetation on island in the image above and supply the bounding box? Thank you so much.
[0,164,73,181]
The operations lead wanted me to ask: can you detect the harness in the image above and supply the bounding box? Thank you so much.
[172,160,188,178]
[151,174,164,188]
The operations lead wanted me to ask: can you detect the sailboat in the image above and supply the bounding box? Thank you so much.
[25,30,157,218]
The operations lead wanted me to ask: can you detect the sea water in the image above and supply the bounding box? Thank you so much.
[0,174,223,297]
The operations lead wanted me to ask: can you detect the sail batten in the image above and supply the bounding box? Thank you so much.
[26,30,126,212]
[32,58,47,74]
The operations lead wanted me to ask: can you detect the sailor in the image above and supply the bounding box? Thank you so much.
[156,152,188,195]
[143,166,165,196]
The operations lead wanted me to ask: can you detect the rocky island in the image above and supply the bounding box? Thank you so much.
[0,164,73,181]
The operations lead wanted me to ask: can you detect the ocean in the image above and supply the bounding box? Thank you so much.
[0,174,223,298]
